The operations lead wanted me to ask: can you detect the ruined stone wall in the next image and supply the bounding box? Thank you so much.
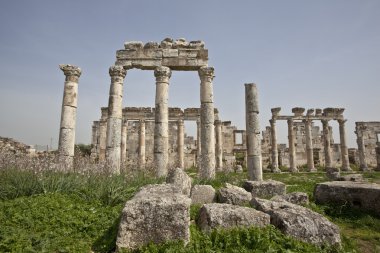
[355,122,380,167]
[0,137,36,155]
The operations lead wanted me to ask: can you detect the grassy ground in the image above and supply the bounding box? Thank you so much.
[0,168,379,252]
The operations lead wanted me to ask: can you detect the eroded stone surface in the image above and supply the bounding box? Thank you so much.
[339,174,363,182]
[166,167,192,196]
[217,183,251,206]
[271,192,309,205]
[191,185,216,205]
[243,180,286,198]
[251,198,341,246]
[197,203,270,232]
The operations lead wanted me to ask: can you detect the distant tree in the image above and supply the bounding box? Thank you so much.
[75,144,92,157]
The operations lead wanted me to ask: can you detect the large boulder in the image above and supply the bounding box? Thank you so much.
[116,184,191,250]
[166,167,192,196]
[217,183,251,206]
[271,192,309,205]
[251,198,341,246]
[191,185,216,205]
[197,203,270,232]
[314,181,380,213]
[243,180,286,198]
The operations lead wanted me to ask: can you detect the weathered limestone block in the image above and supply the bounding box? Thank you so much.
[166,168,192,197]
[217,183,252,206]
[191,185,216,205]
[116,184,191,250]
[236,165,243,173]
[326,167,341,181]
[339,174,363,182]
[314,181,380,213]
[271,192,309,205]
[197,203,270,232]
[243,180,286,199]
[251,198,341,246]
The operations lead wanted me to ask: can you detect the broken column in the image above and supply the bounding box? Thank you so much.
[90,121,99,159]
[304,119,316,172]
[139,119,146,169]
[120,120,128,164]
[322,119,332,168]
[338,119,351,171]
[356,129,369,171]
[154,66,172,177]
[287,118,298,172]
[245,83,262,181]
[177,119,184,168]
[215,119,223,171]
[58,64,81,170]
[105,66,127,174]
[198,66,216,179]
[98,107,108,162]
[269,119,280,173]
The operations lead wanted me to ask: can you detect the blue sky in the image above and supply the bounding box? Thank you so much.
[0,0,379,148]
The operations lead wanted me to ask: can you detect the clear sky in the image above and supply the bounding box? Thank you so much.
[0,0,379,149]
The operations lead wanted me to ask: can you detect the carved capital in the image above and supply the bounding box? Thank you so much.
[338,119,347,125]
[271,107,281,117]
[287,118,294,125]
[59,64,81,80]
[214,119,222,126]
[178,119,184,126]
[154,66,172,82]
[109,65,127,78]
[198,66,215,81]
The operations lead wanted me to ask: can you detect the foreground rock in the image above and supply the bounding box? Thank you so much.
[217,183,251,206]
[315,181,380,213]
[271,192,309,205]
[339,174,363,182]
[251,198,341,246]
[191,185,216,205]
[116,184,191,250]
[243,180,286,198]
[166,167,192,196]
[197,203,270,232]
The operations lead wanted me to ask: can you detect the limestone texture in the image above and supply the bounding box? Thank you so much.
[217,183,251,206]
[243,180,286,198]
[166,167,192,197]
[271,192,309,205]
[191,185,216,205]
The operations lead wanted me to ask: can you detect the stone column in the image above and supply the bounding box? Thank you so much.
[58,64,81,170]
[322,119,332,168]
[338,119,351,171]
[177,119,184,168]
[196,118,201,166]
[199,66,216,179]
[215,119,223,170]
[98,107,108,162]
[105,66,127,174]
[139,119,146,169]
[304,119,316,172]
[90,121,99,159]
[154,66,171,177]
[357,133,369,171]
[269,119,280,173]
[287,118,298,172]
[376,142,380,172]
[245,83,262,181]
[120,120,128,164]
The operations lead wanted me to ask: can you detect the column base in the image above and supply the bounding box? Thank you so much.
[308,168,318,172]
[360,166,371,172]
[289,167,299,173]
[271,168,282,173]
[341,166,353,172]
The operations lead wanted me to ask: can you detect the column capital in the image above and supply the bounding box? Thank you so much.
[198,66,215,81]
[269,119,276,125]
[321,119,330,126]
[154,66,172,81]
[287,118,294,125]
[214,119,222,126]
[60,64,81,81]
[177,119,184,126]
[338,119,347,125]
[109,65,127,78]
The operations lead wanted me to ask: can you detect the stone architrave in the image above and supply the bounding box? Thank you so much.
[287,118,298,172]
[322,119,333,168]
[245,83,263,181]
[58,64,81,170]
[139,119,146,169]
[177,119,184,168]
[269,119,280,173]
[121,120,128,164]
[198,67,216,179]
[215,119,223,171]
[154,66,172,177]
[98,107,108,161]
[338,119,351,171]
[105,66,127,174]
[304,119,316,172]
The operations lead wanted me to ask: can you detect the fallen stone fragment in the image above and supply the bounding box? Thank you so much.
[243,180,286,198]
[271,192,309,205]
[191,185,216,205]
[166,167,192,196]
[217,183,252,206]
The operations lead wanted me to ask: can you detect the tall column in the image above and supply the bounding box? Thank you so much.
[90,121,99,159]
[304,119,316,172]
[199,66,216,179]
[322,119,332,168]
[58,64,81,170]
[215,119,223,170]
[287,118,298,172]
[105,66,127,174]
[338,119,351,171]
[196,118,201,167]
[120,120,128,164]
[357,133,369,171]
[98,107,108,162]
[177,119,184,168]
[245,83,262,181]
[376,142,380,172]
[269,119,280,173]
[154,66,171,177]
[139,119,146,169]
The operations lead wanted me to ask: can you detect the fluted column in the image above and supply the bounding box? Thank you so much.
[245,83,262,181]
[154,66,171,177]
[139,119,146,169]
[177,119,184,168]
[304,119,316,172]
[322,119,332,168]
[338,119,351,171]
[58,64,81,171]
[199,67,216,179]
[215,119,223,170]
[98,107,108,162]
[196,118,201,167]
[357,133,368,171]
[105,66,127,174]
[120,120,128,164]
[287,118,298,172]
[269,119,280,173]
